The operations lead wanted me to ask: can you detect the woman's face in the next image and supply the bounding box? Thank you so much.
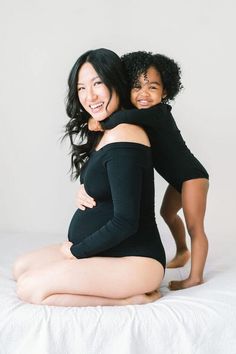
[77,62,120,121]
[130,66,166,109]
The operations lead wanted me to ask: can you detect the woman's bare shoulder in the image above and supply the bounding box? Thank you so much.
[105,123,150,147]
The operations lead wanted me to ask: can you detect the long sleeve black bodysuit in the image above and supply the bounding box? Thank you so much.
[68,142,166,268]
[101,104,209,193]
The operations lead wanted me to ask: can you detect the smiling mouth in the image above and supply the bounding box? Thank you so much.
[137,100,152,106]
[89,102,104,112]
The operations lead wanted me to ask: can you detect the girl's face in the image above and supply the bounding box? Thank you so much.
[77,62,120,121]
[130,66,166,109]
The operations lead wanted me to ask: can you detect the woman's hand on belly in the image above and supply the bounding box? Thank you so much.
[76,184,96,210]
[60,241,77,259]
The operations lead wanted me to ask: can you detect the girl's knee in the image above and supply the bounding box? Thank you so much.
[160,206,177,225]
[186,222,205,239]
[160,193,182,225]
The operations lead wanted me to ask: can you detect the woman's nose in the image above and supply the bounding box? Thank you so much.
[86,87,97,102]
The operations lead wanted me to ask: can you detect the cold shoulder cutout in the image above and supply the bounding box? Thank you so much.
[96,123,151,151]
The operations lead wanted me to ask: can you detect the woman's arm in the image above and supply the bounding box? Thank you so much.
[101,103,171,130]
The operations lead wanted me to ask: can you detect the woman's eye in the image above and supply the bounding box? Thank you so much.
[94,81,102,86]
[78,87,84,92]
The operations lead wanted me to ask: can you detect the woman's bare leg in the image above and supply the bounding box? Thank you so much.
[41,291,162,307]
[160,185,190,268]
[169,178,209,290]
[16,256,164,306]
[13,244,64,280]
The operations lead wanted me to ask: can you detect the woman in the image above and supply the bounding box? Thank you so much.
[78,51,209,291]
[13,48,166,307]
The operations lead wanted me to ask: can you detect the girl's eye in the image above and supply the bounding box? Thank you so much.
[132,86,141,90]
[78,87,84,92]
[150,86,157,90]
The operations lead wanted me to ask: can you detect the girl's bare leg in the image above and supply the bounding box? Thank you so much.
[13,244,64,280]
[160,185,190,268]
[169,178,209,290]
[16,256,164,306]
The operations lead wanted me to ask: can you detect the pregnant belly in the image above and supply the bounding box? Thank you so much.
[68,201,113,244]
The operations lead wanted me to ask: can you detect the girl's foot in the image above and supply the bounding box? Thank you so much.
[166,250,190,268]
[168,277,203,291]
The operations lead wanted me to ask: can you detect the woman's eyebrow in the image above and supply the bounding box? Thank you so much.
[77,76,100,86]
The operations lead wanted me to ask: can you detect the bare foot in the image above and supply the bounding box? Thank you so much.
[125,290,162,305]
[168,278,203,291]
[167,250,190,268]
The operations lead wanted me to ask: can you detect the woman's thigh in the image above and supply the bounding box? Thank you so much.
[13,243,64,279]
[17,256,164,303]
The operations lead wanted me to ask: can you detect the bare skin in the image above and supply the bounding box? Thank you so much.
[14,244,163,306]
[160,184,190,269]
[40,290,162,307]
[168,178,209,290]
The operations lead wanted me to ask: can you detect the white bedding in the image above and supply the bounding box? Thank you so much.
[0,232,236,354]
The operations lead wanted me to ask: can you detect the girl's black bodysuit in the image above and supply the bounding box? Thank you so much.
[68,142,166,268]
[101,104,209,193]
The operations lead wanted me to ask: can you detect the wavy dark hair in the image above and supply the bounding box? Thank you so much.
[64,48,129,179]
[121,51,183,103]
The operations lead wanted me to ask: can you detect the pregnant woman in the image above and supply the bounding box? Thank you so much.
[13,48,166,307]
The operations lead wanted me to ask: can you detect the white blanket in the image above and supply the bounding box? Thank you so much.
[0,232,236,354]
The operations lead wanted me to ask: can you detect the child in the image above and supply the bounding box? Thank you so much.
[79,51,209,290]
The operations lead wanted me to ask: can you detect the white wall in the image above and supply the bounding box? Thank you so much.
[0,0,235,243]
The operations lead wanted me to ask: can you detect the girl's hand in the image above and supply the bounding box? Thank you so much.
[76,184,96,210]
[60,241,76,259]
[88,117,103,131]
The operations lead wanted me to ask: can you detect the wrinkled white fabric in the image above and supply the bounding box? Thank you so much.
[0,232,236,354]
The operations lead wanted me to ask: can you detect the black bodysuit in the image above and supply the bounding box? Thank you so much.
[68,142,166,268]
[102,104,209,193]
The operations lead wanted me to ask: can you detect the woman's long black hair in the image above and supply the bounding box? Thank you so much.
[64,48,129,179]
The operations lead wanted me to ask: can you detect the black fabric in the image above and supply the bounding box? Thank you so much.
[101,104,209,193]
[68,142,166,268]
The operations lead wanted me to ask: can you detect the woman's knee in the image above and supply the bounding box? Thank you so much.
[13,255,28,280]
[16,271,45,304]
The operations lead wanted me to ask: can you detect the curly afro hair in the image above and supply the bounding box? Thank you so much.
[121,51,183,103]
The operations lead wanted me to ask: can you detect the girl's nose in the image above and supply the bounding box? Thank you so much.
[139,87,149,96]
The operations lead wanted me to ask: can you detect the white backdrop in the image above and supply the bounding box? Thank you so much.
[0,0,235,250]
